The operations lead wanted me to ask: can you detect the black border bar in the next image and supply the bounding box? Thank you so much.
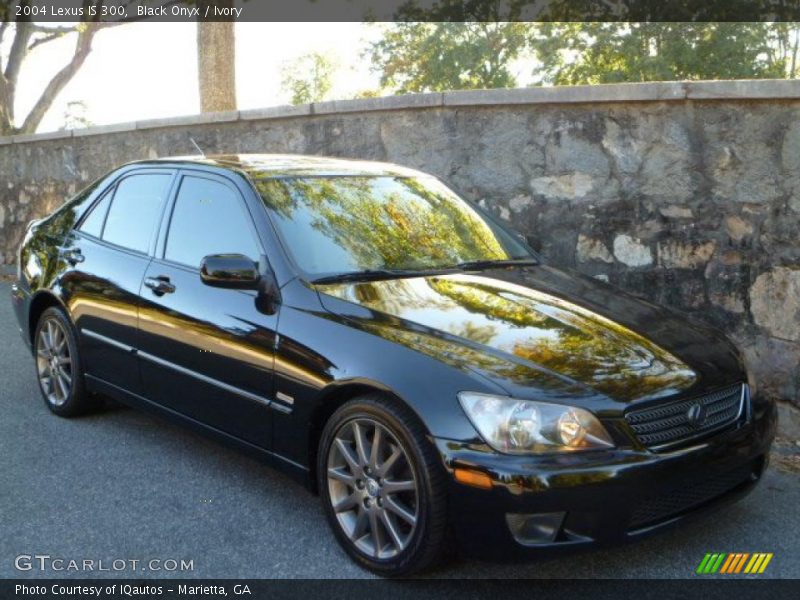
[3,579,800,599]
[3,0,800,23]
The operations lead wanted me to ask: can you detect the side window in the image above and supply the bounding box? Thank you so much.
[165,175,260,269]
[102,173,172,253]
[78,191,112,238]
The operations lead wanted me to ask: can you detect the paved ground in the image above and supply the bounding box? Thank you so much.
[0,281,798,579]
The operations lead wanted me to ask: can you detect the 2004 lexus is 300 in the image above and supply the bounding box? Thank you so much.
[11,154,775,575]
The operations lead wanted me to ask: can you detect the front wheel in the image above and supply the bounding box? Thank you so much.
[318,395,449,576]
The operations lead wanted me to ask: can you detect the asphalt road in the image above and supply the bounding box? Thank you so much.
[0,281,798,579]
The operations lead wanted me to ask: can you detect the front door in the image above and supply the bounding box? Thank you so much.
[137,171,277,449]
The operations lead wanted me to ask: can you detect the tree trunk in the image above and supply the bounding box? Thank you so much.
[4,20,33,125]
[0,77,13,136]
[197,1,237,113]
[20,25,98,134]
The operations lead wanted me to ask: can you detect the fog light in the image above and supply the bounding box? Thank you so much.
[453,468,493,489]
[505,512,565,546]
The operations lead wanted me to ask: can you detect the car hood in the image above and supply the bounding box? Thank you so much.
[314,265,743,407]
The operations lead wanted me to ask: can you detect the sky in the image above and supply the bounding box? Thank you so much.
[10,22,541,133]
[12,22,388,133]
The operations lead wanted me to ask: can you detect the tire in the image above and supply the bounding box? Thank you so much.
[317,394,449,576]
[33,306,97,417]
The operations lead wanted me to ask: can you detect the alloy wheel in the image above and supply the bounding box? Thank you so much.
[326,418,419,559]
[36,318,72,407]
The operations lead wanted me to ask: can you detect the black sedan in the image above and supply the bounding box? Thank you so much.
[10,154,776,576]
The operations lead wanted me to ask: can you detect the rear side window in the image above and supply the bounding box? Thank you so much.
[78,192,112,238]
[102,173,172,253]
[164,175,260,268]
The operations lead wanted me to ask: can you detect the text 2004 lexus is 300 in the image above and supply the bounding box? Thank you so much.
[11,155,775,575]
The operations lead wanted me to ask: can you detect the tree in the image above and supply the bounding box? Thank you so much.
[529,22,799,85]
[280,52,336,105]
[61,100,92,130]
[351,88,382,99]
[196,0,236,112]
[769,23,800,79]
[0,1,113,135]
[367,22,530,93]
[0,0,198,136]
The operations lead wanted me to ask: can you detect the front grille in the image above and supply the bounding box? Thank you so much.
[629,463,755,530]
[625,384,746,450]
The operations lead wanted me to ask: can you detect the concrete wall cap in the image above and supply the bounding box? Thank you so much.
[444,83,688,106]
[136,110,240,130]
[239,104,312,120]
[10,130,73,143]
[686,79,800,100]
[73,121,138,137]
[4,80,800,145]
[313,93,443,115]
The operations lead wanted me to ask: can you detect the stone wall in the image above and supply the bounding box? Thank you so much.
[1,80,798,405]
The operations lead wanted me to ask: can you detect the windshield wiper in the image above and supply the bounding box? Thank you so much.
[452,258,539,271]
[311,258,539,284]
[311,269,431,285]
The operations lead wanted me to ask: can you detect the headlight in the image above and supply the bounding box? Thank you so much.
[458,392,614,454]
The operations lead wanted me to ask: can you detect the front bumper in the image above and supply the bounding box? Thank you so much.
[435,397,777,559]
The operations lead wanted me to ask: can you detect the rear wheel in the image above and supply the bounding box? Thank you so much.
[318,395,448,576]
[34,307,96,417]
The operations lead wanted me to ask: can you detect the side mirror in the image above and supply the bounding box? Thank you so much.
[200,254,261,289]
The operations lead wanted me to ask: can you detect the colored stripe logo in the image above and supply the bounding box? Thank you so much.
[696,552,773,574]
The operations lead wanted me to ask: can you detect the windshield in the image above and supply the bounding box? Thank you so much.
[254,175,534,278]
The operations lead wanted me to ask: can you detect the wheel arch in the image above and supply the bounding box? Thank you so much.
[28,290,69,345]
[306,380,430,494]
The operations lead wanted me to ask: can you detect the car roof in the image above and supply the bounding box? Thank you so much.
[127,154,426,179]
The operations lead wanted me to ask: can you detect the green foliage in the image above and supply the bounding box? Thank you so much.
[280,52,336,105]
[366,22,530,93]
[367,20,800,93]
[530,22,800,85]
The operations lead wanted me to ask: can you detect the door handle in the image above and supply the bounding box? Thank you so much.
[144,276,176,295]
[59,248,84,265]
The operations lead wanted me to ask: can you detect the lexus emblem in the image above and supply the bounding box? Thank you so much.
[686,403,707,428]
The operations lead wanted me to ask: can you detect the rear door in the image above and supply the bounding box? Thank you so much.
[137,170,278,449]
[61,169,175,394]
